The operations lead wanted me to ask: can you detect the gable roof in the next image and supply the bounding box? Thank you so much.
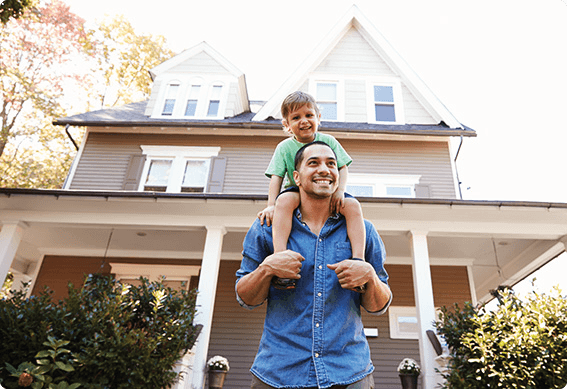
[252,5,463,129]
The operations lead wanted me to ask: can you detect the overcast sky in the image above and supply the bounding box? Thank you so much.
[64,0,567,294]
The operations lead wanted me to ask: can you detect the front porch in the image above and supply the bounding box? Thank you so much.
[2,189,566,388]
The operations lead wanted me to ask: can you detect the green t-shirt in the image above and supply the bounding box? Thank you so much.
[265,133,352,188]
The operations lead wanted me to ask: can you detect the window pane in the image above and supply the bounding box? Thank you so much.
[398,316,418,334]
[145,160,172,188]
[162,99,175,115]
[374,85,394,103]
[162,84,179,115]
[375,104,396,122]
[317,83,336,100]
[386,186,413,197]
[182,159,210,189]
[207,101,220,117]
[346,184,374,197]
[319,102,337,120]
[185,100,197,116]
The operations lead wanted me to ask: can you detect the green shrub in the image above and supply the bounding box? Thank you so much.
[436,286,567,388]
[0,274,201,389]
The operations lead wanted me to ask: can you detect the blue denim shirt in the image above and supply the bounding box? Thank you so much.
[236,210,391,389]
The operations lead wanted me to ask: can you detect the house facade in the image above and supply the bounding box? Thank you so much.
[1,6,567,389]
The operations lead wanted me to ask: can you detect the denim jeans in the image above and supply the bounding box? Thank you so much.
[250,373,375,389]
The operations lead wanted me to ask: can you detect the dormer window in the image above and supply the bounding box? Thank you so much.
[184,85,201,117]
[207,85,222,117]
[154,76,230,119]
[162,83,180,116]
[366,79,404,124]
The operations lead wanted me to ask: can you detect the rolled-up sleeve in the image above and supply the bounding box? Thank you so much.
[235,220,272,309]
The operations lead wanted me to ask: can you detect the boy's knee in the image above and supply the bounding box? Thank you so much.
[275,191,300,208]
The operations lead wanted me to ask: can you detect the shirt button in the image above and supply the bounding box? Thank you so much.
[318,265,322,270]
[319,239,322,242]
[317,292,322,297]
[315,353,319,358]
[316,323,320,327]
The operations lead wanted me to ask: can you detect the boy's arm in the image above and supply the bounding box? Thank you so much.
[257,175,283,226]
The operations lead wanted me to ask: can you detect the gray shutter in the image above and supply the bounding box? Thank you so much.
[122,154,146,191]
[415,184,431,198]
[206,157,227,193]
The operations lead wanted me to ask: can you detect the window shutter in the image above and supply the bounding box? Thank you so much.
[415,184,431,198]
[123,154,147,191]
[206,156,227,193]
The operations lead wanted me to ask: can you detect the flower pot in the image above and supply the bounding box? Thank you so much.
[399,373,418,389]
[208,370,227,389]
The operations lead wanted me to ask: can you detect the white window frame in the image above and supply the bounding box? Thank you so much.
[309,78,345,122]
[366,78,404,124]
[110,263,200,291]
[161,81,181,116]
[138,146,220,193]
[152,75,231,119]
[346,173,421,198]
[389,306,419,339]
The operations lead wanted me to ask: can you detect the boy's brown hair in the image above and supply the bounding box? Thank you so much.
[280,91,321,120]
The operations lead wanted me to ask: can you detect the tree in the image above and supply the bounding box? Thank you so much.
[436,286,567,388]
[87,15,175,109]
[0,0,35,24]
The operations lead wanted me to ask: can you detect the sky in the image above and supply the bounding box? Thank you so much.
[63,0,567,295]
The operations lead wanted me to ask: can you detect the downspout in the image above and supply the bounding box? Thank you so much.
[65,124,79,151]
[454,135,464,199]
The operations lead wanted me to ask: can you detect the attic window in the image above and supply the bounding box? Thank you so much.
[207,85,222,117]
[366,80,404,124]
[316,82,338,121]
[162,83,180,116]
[184,85,201,117]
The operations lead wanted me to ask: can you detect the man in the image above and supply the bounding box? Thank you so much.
[236,141,392,389]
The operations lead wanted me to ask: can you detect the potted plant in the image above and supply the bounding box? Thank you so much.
[207,355,230,389]
[397,358,420,389]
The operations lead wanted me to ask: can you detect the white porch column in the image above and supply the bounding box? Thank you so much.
[0,222,27,289]
[409,230,437,389]
[189,225,226,389]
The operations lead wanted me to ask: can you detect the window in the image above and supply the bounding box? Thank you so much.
[184,85,201,117]
[207,85,222,117]
[366,80,404,124]
[154,77,229,119]
[139,146,220,193]
[346,174,420,198]
[162,83,180,115]
[373,85,396,122]
[316,82,338,120]
[110,263,200,292]
[389,307,419,339]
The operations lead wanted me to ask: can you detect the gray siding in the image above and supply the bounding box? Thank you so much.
[69,133,456,199]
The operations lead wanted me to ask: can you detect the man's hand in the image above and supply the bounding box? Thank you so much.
[257,205,275,226]
[260,250,305,279]
[327,260,374,291]
[330,189,345,214]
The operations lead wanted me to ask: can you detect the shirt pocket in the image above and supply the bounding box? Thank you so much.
[334,242,352,262]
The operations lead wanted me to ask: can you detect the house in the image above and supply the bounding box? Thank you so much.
[1,5,567,389]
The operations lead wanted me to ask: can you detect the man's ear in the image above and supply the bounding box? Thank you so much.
[293,170,300,186]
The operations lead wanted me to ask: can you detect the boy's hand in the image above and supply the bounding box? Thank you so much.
[330,189,345,214]
[257,205,275,226]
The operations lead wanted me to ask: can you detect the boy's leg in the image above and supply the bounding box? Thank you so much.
[342,198,366,260]
[272,191,300,253]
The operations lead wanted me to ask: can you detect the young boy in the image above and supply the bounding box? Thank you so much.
[257,91,366,289]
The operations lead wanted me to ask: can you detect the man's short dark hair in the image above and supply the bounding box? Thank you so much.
[294,141,337,171]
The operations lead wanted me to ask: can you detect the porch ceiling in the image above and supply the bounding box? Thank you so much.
[2,189,566,303]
